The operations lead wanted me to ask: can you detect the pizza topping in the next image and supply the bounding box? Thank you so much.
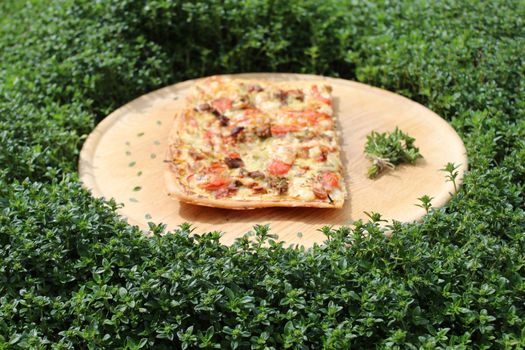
[194,103,212,112]
[285,109,330,126]
[215,180,244,199]
[273,144,296,164]
[321,171,340,189]
[247,170,265,179]
[275,90,288,105]
[255,123,272,138]
[311,145,329,162]
[251,186,268,194]
[230,126,245,138]
[308,145,324,160]
[270,124,301,136]
[266,144,296,175]
[232,180,243,187]
[224,157,244,169]
[188,148,205,160]
[296,148,310,159]
[198,174,229,190]
[215,188,231,199]
[212,109,230,126]
[311,172,340,200]
[195,165,230,190]
[248,84,264,93]
[288,89,305,102]
[232,95,253,109]
[268,176,289,195]
[215,186,236,199]
[211,97,233,114]
[267,159,292,175]
[317,151,328,162]
[311,85,332,105]
[313,185,328,199]
[274,89,305,106]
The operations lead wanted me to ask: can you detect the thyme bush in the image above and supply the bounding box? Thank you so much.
[1,0,524,348]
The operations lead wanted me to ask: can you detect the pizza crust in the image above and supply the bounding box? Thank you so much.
[164,168,342,209]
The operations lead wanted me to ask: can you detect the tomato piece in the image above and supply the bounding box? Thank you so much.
[198,165,229,190]
[243,108,262,117]
[267,159,292,175]
[209,163,226,171]
[201,177,229,190]
[311,85,332,105]
[211,97,233,113]
[229,108,263,127]
[321,171,340,189]
[228,152,240,158]
[270,124,301,136]
[223,136,235,145]
[285,109,330,126]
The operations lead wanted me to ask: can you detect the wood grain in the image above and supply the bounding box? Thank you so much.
[79,73,467,247]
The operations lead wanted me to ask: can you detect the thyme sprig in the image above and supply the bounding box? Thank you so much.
[364,127,423,178]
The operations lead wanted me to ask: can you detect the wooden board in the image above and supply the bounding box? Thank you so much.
[79,73,467,247]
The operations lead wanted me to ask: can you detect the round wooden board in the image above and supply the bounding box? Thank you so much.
[79,73,467,247]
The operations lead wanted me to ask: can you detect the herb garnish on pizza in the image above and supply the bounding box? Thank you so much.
[165,76,347,209]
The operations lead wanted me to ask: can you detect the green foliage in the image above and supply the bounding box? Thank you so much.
[1,0,525,348]
[415,195,434,214]
[364,128,423,178]
[441,162,462,192]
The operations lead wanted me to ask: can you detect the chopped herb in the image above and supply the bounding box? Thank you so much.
[137,132,145,137]
[150,153,156,159]
[129,197,138,203]
[297,232,303,238]
[145,213,152,220]
[156,120,162,125]
[137,171,143,177]
[364,127,422,178]
[128,161,136,167]
[133,186,141,192]
[126,150,131,156]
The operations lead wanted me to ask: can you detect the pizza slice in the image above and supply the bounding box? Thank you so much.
[165,76,347,209]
